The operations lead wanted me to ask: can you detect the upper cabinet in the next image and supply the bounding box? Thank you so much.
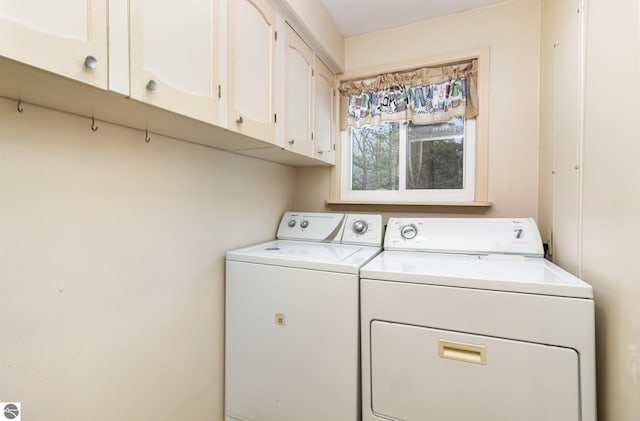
[228,0,276,143]
[0,0,108,88]
[284,24,314,156]
[314,56,335,163]
[129,0,221,124]
[0,0,339,166]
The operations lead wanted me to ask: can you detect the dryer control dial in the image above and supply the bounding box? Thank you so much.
[300,220,309,229]
[400,224,418,240]
[288,219,296,228]
[353,220,368,234]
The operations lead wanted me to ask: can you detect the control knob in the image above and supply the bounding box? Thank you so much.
[300,220,309,229]
[353,220,368,234]
[288,219,296,228]
[400,224,418,240]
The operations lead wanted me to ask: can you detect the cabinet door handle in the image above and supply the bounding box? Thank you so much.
[146,80,158,91]
[438,340,486,365]
[84,55,97,69]
[289,139,295,145]
[236,116,244,124]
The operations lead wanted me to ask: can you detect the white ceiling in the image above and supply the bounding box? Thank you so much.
[320,0,508,37]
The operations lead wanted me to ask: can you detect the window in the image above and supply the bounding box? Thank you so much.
[341,117,475,202]
[336,57,483,204]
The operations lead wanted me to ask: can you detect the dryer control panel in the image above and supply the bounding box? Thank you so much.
[384,218,544,257]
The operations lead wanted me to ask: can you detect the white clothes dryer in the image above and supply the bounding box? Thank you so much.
[360,218,596,421]
[225,211,383,421]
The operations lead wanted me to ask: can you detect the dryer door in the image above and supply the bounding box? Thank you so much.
[370,321,580,421]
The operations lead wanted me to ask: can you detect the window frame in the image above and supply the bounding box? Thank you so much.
[329,48,489,206]
[340,118,475,203]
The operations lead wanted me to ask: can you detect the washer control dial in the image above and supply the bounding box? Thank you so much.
[353,220,368,234]
[300,220,309,229]
[400,224,418,240]
[288,219,296,228]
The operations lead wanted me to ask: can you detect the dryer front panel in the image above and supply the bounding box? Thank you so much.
[369,321,580,421]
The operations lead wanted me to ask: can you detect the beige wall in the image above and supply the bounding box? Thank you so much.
[580,0,640,418]
[296,0,541,220]
[0,97,295,421]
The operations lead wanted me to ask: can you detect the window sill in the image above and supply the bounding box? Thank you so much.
[325,200,492,212]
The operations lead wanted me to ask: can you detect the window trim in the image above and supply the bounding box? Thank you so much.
[329,47,490,206]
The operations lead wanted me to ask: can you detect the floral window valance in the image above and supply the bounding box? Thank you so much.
[339,59,479,129]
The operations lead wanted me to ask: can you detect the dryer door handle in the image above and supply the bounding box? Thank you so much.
[438,340,487,365]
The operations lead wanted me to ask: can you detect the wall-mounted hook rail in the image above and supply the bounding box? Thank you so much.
[145,129,151,143]
[91,117,99,132]
[17,99,23,113]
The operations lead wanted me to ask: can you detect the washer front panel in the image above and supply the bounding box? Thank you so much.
[226,261,359,421]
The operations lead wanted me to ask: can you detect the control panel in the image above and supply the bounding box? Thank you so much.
[384,218,544,257]
[277,212,347,243]
[342,214,384,246]
[276,212,384,246]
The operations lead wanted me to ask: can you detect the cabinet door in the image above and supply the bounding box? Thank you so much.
[228,0,275,143]
[284,24,314,156]
[129,0,220,124]
[0,0,107,88]
[314,57,336,163]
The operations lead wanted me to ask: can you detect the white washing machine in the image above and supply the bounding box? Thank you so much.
[225,211,383,421]
[360,218,596,421]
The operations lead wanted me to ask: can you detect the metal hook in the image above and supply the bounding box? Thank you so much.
[17,99,23,113]
[145,129,151,143]
[91,117,99,132]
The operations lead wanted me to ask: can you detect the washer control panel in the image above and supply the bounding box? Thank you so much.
[276,212,384,245]
[384,218,544,257]
[342,214,383,246]
[277,212,347,243]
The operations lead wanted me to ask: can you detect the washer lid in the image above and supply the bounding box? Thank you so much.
[360,251,593,298]
[226,240,382,274]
